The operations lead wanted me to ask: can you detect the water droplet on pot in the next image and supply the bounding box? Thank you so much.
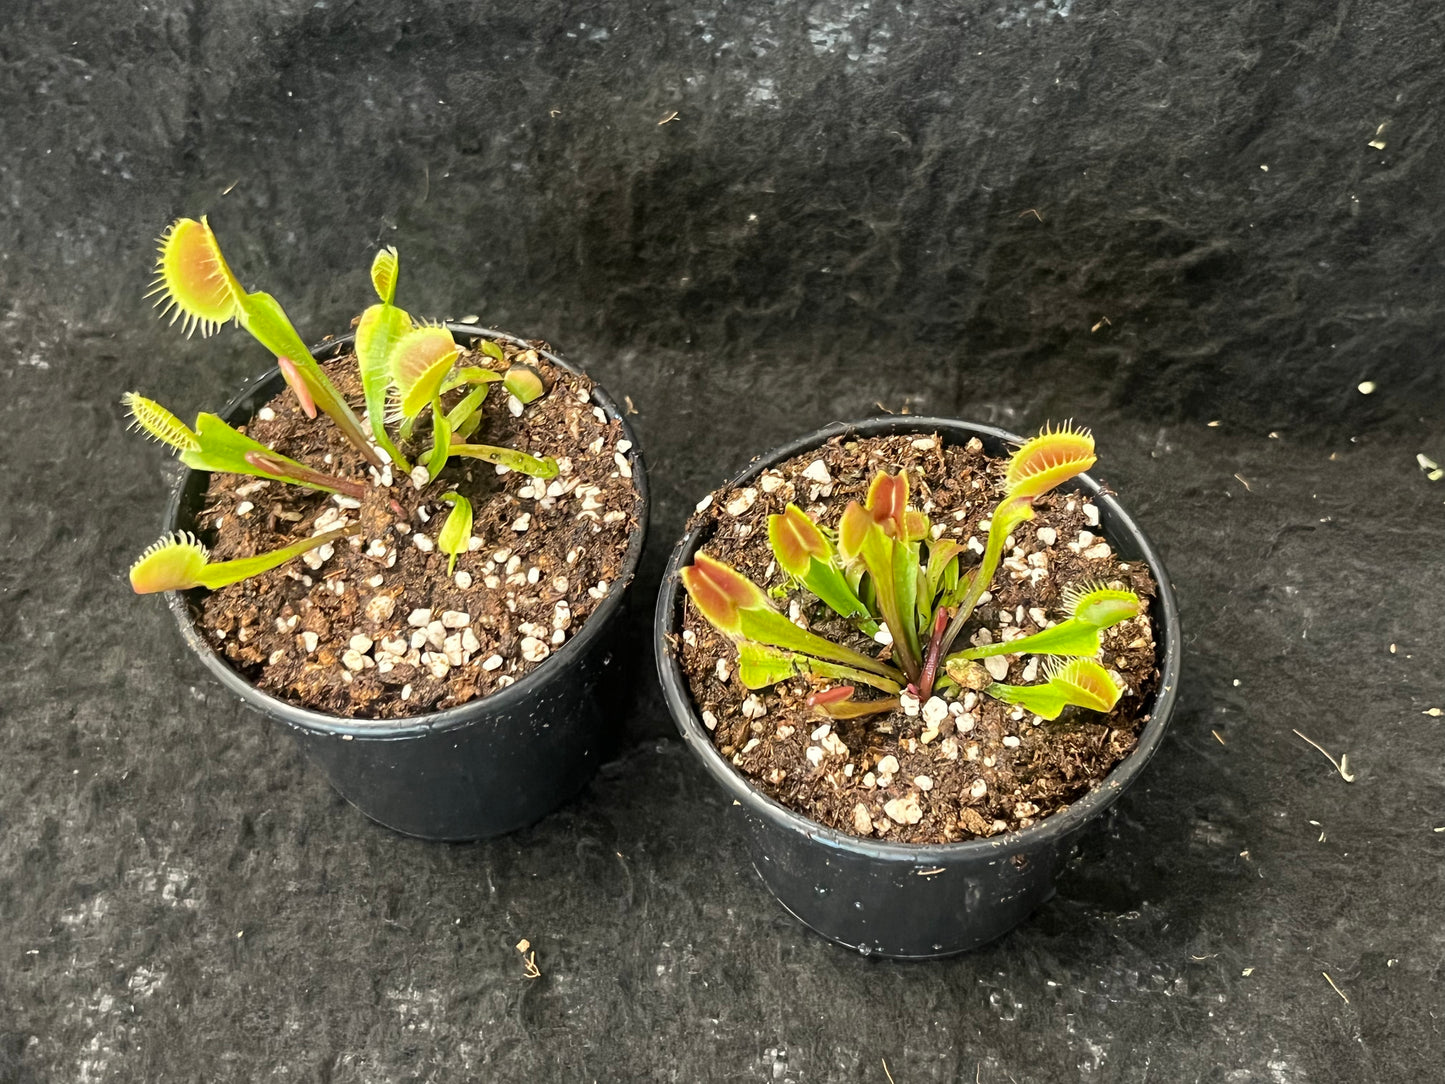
[814,885,828,896]
[853,901,863,910]
[932,943,944,952]
[857,944,873,957]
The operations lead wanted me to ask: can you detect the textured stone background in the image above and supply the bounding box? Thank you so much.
[2,1,1442,1081]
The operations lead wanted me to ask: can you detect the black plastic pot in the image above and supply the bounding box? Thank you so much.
[655,417,1180,958]
[164,323,648,841]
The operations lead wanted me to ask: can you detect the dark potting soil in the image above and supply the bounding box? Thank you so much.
[676,433,1160,844]
[194,339,641,719]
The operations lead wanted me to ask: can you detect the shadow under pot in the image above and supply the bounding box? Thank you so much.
[654,417,1179,958]
[165,323,649,841]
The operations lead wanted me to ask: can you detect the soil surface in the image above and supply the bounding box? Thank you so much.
[194,338,642,719]
[677,433,1159,844]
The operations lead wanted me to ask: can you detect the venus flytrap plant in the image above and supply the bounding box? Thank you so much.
[129,527,356,593]
[683,423,1134,726]
[127,219,562,597]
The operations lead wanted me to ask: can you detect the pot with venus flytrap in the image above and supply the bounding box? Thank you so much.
[128,217,647,840]
[656,417,1179,956]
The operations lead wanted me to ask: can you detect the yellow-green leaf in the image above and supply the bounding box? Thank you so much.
[370,246,399,305]
[437,492,473,575]
[449,443,558,478]
[504,364,546,405]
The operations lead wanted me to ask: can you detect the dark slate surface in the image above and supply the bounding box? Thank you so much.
[2,1,1443,1081]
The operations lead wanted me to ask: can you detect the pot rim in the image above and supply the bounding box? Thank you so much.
[654,416,1181,864]
[165,322,649,740]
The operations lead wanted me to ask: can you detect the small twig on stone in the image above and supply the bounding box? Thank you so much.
[1292,729,1356,782]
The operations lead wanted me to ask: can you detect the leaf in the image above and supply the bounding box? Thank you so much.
[837,500,873,564]
[426,400,453,480]
[903,510,930,542]
[503,364,546,405]
[952,621,1101,662]
[852,520,921,679]
[145,216,244,337]
[276,355,316,418]
[129,527,354,594]
[370,246,399,304]
[987,658,1122,720]
[737,606,899,680]
[737,641,800,689]
[940,494,1036,656]
[889,536,922,657]
[1005,422,1096,500]
[176,413,324,489]
[735,643,902,694]
[234,291,322,416]
[243,452,366,498]
[449,443,558,478]
[355,298,412,462]
[390,326,460,420]
[447,366,503,389]
[801,657,902,694]
[437,492,473,575]
[147,217,379,466]
[950,587,1142,662]
[800,556,874,630]
[807,686,902,719]
[479,339,506,362]
[234,290,382,467]
[921,538,963,609]
[445,384,490,432]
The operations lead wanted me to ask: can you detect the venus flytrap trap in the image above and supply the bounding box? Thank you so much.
[129,528,356,593]
[965,657,1122,722]
[683,423,1139,728]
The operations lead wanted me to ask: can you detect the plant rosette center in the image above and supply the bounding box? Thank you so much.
[195,342,640,718]
[677,431,1159,845]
